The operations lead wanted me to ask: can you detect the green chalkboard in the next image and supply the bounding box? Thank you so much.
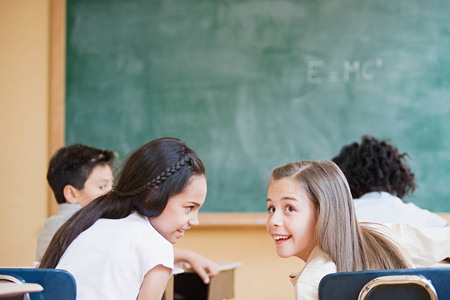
[66,0,450,212]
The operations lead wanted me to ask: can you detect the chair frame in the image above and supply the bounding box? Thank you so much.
[319,268,450,300]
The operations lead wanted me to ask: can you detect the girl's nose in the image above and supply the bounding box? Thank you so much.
[188,215,199,226]
[268,212,282,227]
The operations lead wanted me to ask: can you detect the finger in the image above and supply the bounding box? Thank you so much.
[197,268,210,284]
[206,266,220,277]
[204,263,220,277]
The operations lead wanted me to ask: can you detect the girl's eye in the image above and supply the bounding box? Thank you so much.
[267,207,275,213]
[186,206,194,212]
[99,185,106,191]
[285,206,295,212]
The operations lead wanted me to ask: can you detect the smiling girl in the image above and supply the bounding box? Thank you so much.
[40,138,207,300]
[266,160,450,300]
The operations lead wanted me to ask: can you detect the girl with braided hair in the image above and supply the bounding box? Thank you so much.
[40,137,208,300]
[266,160,450,300]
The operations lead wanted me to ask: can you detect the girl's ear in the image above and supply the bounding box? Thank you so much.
[63,185,79,204]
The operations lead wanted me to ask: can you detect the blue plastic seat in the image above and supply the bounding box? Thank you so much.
[0,268,76,300]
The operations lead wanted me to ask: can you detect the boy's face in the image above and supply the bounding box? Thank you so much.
[73,164,114,207]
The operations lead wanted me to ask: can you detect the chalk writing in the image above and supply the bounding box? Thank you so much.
[307,59,383,84]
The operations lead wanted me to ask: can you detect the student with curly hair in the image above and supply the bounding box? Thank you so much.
[332,135,447,227]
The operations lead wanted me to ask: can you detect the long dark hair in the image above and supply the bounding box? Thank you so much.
[40,137,205,269]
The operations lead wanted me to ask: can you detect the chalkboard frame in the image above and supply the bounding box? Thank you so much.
[48,0,66,217]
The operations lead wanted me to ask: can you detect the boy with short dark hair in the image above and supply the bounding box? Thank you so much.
[36,144,115,261]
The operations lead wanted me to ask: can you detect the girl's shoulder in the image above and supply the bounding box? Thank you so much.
[293,246,337,299]
[124,212,170,243]
[300,246,337,281]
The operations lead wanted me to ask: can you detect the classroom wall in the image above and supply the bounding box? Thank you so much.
[0,0,49,266]
[1,1,449,299]
[0,2,299,298]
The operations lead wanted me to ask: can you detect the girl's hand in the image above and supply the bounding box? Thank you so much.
[174,248,220,284]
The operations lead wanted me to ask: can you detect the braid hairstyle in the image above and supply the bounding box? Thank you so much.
[114,138,204,217]
[40,137,205,269]
[113,155,191,197]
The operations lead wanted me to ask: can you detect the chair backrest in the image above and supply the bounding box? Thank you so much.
[318,268,450,300]
[0,268,76,300]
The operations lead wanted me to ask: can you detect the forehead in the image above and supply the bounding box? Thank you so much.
[170,175,207,202]
[88,164,113,180]
[268,178,307,200]
[185,175,207,193]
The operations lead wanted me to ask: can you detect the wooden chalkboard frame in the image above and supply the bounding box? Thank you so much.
[49,0,260,225]
[49,0,66,217]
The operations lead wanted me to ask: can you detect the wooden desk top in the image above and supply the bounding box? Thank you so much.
[176,261,242,273]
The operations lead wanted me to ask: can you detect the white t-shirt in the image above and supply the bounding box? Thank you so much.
[354,192,447,227]
[56,212,174,300]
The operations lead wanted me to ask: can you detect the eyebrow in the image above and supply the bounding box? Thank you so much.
[266,196,298,202]
[188,201,202,207]
[97,179,113,183]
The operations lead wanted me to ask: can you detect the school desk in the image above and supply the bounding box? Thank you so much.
[165,261,242,300]
[0,282,43,298]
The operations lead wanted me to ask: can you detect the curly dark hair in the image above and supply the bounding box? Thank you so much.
[331,135,416,199]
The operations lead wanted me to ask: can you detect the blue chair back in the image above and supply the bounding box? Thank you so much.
[0,268,76,300]
[319,268,450,300]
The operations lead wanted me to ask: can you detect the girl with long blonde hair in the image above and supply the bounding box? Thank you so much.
[266,161,450,300]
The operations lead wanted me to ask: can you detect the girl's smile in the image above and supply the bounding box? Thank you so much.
[272,234,292,244]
